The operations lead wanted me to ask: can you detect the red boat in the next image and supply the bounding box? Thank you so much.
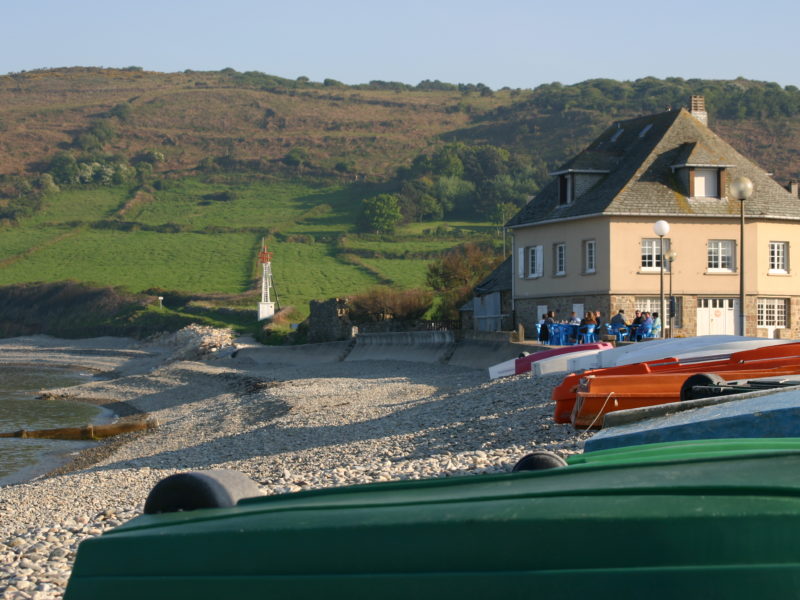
[488,342,610,379]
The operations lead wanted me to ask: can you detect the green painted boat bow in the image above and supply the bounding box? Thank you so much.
[66,441,800,599]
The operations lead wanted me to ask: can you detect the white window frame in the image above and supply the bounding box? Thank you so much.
[641,238,670,271]
[757,297,788,328]
[584,239,596,274]
[769,241,789,274]
[554,243,566,276]
[707,239,735,272]
[527,245,543,278]
[634,296,660,313]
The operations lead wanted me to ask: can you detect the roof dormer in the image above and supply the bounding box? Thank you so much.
[670,142,735,199]
[549,168,610,205]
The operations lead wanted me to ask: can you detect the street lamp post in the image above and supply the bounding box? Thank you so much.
[653,220,670,338]
[665,250,677,337]
[731,176,753,336]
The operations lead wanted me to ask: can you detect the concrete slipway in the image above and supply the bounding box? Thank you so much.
[229,331,543,371]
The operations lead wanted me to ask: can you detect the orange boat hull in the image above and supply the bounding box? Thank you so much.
[571,363,800,429]
[553,342,800,423]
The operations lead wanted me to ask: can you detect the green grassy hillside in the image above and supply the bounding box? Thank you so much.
[0,175,493,323]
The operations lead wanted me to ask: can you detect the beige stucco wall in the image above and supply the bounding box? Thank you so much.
[609,217,800,297]
[611,218,740,296]
[752,221,798,295]
[512,216,611,299]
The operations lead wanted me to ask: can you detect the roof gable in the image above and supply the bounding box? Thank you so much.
[473,255,512,295]
[507,108,799,227]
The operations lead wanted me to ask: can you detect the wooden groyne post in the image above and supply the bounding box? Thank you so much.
[0,418,159,441]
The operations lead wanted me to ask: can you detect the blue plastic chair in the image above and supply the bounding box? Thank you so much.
[635,325,652,341]
[578,324,596,344]
[550,324,567,345]
[608,324,627,342]
[565,324,579,345]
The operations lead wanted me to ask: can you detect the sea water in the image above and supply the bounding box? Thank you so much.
[0,366,101,485]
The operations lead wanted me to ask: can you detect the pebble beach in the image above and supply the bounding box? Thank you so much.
[0,328,584,599]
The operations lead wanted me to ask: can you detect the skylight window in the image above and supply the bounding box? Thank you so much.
[610,128,624,143]
[639,124,653,138]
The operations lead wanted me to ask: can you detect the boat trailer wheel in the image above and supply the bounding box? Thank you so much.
[144,470,263,514]
[679,373,728,402]
[512,451,567,472]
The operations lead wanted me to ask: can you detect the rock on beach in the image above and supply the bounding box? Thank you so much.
[0,328,583,599]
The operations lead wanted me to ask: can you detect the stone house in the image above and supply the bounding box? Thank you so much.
[506,96,800,338]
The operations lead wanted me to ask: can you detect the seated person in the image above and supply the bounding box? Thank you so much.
[578,312,597,341]
[636,312,654,340]
[610,310,627,329]
[629,310,643,340]
[652,312,662,335]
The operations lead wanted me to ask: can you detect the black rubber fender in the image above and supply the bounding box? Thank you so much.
[144,470,264,514]
[679,372,728,401]
[512,450,568,472]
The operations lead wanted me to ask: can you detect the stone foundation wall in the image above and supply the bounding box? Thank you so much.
[517,294,800,339]
[515,294,612,335]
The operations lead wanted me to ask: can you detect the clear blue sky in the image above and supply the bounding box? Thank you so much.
[4,0,799,89]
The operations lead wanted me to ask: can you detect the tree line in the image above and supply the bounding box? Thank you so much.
[357,142,546,233]
[484,77,800,121]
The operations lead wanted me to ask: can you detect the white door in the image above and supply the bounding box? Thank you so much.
[696,298,737,336]
[536,304,548,321]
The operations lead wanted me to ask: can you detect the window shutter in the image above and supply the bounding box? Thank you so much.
[535,245,544,277]
[688,168,694,197]
[719,168,728,199]
[518,248,525,278]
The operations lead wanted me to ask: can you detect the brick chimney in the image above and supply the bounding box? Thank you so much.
[690,95,708,126]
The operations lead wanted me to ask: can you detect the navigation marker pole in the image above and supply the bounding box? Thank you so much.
[257,240,276,321]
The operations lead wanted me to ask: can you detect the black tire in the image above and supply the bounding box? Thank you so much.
[679,372,728,401]
[144,470,263,514]
[512,451,567,472]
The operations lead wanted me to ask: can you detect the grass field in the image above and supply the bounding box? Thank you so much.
[356,257,432,289]
[340,237,464,255]
[0,178,495,319]
[129,179,367,232]
[0,229,258,294]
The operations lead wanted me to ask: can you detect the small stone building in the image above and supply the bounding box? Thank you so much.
[461,256,513,332]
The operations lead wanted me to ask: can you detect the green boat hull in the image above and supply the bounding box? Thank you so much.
[67,444,800,599]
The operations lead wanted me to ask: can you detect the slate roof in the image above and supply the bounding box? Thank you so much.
[507,108,800,227]
[473,256,512,295]
[670,141,735,168]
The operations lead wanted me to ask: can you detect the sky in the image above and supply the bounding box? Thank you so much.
[3,0,799,90]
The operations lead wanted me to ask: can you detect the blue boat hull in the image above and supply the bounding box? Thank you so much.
[585,388,800,452]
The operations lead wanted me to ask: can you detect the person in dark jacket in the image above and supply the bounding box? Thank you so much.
[538,313,550,342]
